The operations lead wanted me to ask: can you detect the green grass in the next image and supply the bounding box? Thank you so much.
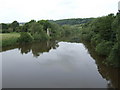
[0,29,2,33]
[0,33,20,47]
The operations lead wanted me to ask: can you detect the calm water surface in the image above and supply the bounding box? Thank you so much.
[1,41,119,88]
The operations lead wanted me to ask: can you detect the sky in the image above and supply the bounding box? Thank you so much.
[0,0,119,23]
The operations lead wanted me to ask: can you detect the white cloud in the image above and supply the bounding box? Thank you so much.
[0,0,119,23]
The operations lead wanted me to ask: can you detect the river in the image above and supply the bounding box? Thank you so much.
[1,41,119,88]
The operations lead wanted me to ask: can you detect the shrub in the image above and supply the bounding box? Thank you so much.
[95,41,113,56]
[18,32,33,43]
[107,43,120,67]
[33,32,49,41]
[91,34,102,46]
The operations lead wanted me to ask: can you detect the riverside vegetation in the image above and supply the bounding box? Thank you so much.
[0,33,20,47]
[0,13,120,67]
[1,19,83,46]
[80,13,120,67]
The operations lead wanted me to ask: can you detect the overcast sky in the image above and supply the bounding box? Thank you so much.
[0,0,119,23]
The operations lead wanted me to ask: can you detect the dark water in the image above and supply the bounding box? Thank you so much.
[1,41,119,88]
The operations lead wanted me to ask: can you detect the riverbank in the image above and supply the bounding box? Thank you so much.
[80,14,120,67]
[0,33,20,47]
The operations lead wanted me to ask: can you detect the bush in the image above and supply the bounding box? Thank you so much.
[80,14,119,67]
[33,32,49,41]
[95,41,113,56]
[81,27,93,42]
[18,32,33,43]
[107,43,120,67]
[91,34,102,46]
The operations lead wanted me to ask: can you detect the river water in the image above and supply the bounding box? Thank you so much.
[1,41,119,88]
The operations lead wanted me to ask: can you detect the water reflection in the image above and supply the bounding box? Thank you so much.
[2,41,58,58]
[18,41,59,57]
[1,40,119,88]
[83,41,120,89]
[3,41,109,88]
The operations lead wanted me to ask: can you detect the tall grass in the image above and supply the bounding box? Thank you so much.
[0,33,20,47]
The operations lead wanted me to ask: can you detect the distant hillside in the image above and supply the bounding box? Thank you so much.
[1,18,94,26]
[49,18,94,25]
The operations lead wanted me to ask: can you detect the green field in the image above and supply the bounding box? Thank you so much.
[0,33,20,47]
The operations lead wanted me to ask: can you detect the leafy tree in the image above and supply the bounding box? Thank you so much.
[22,20,36,32]
[1,23,9,33]
[49,22,62,39]
[95,41,113,56]
[10,21,19,32]
[38,20,51,31]
[18,32,33,43]
[29,22,43,34]
[32,32,49,41]
[80,13,120,67]
[108,43,119,67]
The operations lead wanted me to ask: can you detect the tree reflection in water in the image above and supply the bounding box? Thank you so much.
[1,40,119,89]
[18,41,59,57]
[83,41,120,89]
[2,40,58,58]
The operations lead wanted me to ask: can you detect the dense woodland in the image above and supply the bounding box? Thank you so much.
[0,13,120,67]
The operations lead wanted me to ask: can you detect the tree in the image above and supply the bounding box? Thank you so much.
[80,13,120,67]
[29,22,43,34]
[1,23,9,33]
[17,32,33,43]
[10,21,19,32]
[21,20,36,32]
[49,22,62,38]
[38,20,51,31]
[28,22,49,41]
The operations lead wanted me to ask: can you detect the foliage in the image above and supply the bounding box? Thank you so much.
[38,20,51,31]
[50,18,94,25]
[91,34,102,46]
[1,18,88,48]
[80,13,120,67]
[80,27,93,42]
[107,43,120,67]
[49,22,62,39]
[95,41,113,56]
[32,32,49,41]
[61,25,81,38]
[17,32,33,43]
[10,21,19,32]
[29,22,44,34]
[1,18,87,41]
[1,23,9,33]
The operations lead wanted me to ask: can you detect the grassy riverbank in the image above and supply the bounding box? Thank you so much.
[0,33,20,47]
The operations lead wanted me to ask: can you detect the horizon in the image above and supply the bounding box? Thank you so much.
[1,17,95,24]
[0,0,119,23]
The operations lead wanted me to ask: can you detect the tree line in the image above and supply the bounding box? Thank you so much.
[49,18,94,25]
[1,14,119,67]
[1,19,81,43]
[80,13,120,67]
